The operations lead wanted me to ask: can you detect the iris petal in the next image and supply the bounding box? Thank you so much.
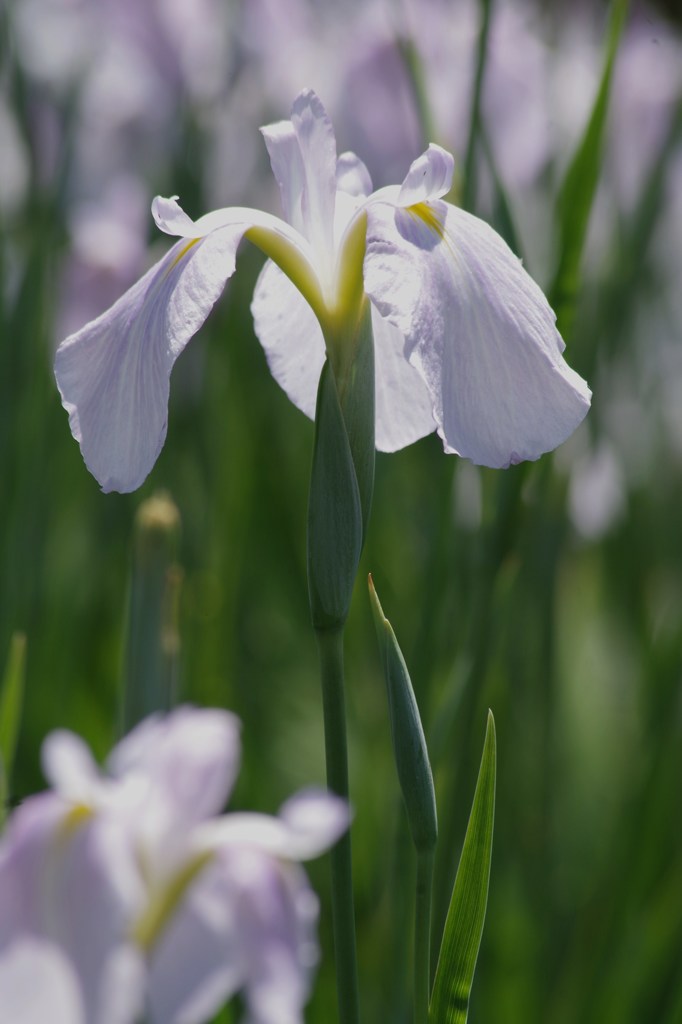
[55,200,319,494]
[261,90,338,286]
[363,198,591,467]
[396,144,455,207]
[55,228,244,493]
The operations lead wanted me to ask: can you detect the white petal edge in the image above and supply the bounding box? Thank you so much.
[55,202,318,493]
[196,788,349,862]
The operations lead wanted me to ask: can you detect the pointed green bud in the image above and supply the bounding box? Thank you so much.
[308,302,375,631]
[369,574,437,853]
[122,491,182,731]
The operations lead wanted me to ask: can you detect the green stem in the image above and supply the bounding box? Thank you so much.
[415,847,435,1024]
[316,626,360,1024]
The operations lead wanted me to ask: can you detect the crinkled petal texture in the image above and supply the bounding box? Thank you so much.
[54,196,320,494]
[251,260,435,451]
[54,222,246,494]
[363,197,591,467]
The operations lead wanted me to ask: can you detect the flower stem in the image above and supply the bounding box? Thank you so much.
[316,625,360,1024]
[414,847,435,1024]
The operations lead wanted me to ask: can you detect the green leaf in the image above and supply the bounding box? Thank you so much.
[0,632,27,828]
[550,0,629,335]
[368,574,437,853]
[429,711,497,1024]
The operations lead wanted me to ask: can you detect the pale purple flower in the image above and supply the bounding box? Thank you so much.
[0,706,348,1024]
[55,89,590,493]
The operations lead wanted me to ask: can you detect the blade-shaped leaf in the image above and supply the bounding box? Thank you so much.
[550,0,629,335]
[429,711,496,1024]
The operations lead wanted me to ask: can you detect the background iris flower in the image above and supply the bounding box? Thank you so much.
[0,706,348,1024]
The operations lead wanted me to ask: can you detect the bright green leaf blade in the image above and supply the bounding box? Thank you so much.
[550,0,629,334]
[429,711,497,1024]
[0,632,27,827]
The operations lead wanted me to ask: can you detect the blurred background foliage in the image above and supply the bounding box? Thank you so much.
[1,0,682,1021]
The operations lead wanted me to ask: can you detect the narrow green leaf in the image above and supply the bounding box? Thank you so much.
[429,711,497,1024]
[0,632,27,827]
[550,0,629,334]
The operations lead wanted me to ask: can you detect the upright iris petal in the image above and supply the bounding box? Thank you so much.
[54,88,590,493]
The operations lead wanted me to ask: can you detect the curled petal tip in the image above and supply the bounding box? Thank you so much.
[397,144,455,207]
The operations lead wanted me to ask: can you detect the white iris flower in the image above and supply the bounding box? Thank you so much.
[0,706,348,1024]
[55,89,590,493]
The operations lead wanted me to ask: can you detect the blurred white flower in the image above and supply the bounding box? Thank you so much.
[569,442,626,540]
[0,706,349,1024]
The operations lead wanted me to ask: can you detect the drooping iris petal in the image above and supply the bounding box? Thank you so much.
[0,938,85,1024]
[147,849,318,1024]
[54,227,244,493]
[146,862,243,1024]
[252,260,435,452]
[55,199,319,493]
[197,789,349,863]
[363,197,591,467]
[277,790,352,859]
[396,144,455,207]
[0,795,145,1024]
[372,312,436,452]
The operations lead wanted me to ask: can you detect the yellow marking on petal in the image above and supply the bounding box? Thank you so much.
[167,237,200,273]
[408,202,446,241]
[132,849,214,953]
[58,803,94,837]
